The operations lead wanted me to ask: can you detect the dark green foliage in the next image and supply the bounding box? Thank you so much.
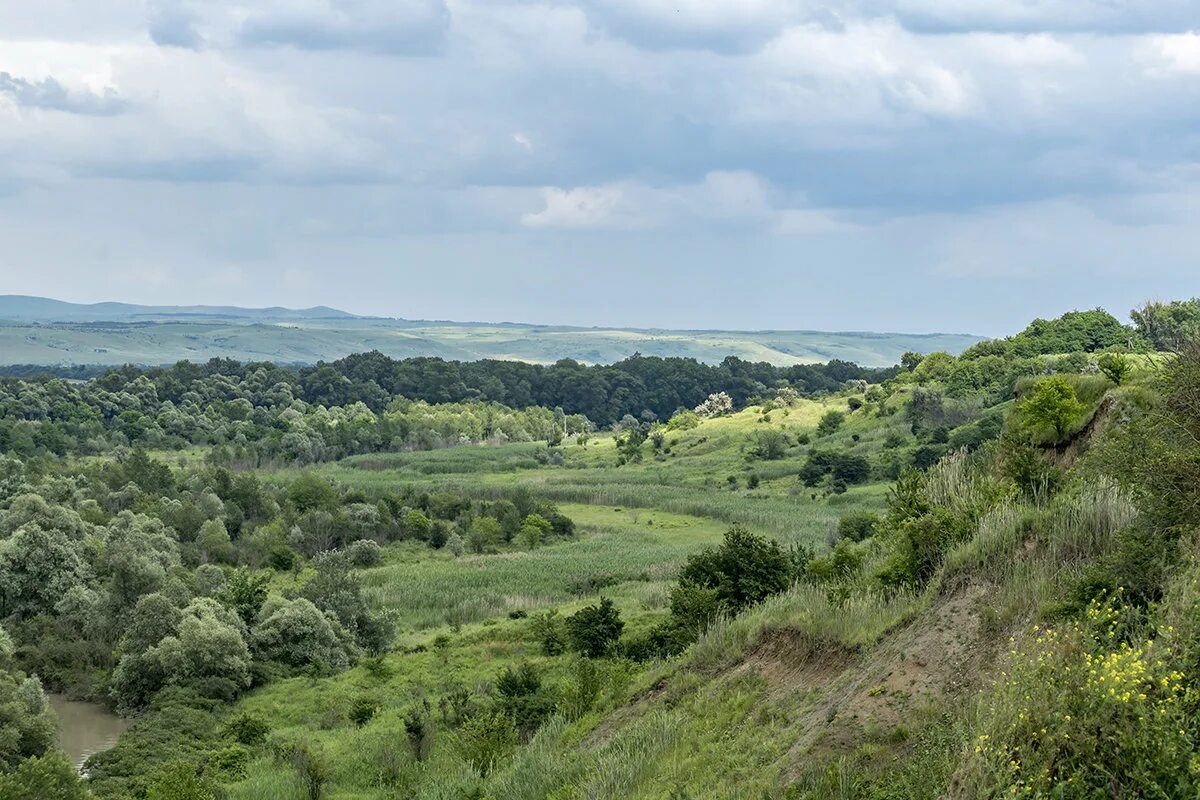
[801,450,872,487]
[222,712,270,746]
[348,695,379,726]
[530,610,567,656]
[910,444,947,470]
[805,539,866,583]
[837,512,880,542]
[678,526,795,614]
[875,507,974,589]
[816,410,845,436]
[566,598,624,658]
[495,662,555,736]
[86,690,222,799]
[219,568,271,627]
[961,308,1136,359]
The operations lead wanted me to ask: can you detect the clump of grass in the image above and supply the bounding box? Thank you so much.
[686,583,923,673]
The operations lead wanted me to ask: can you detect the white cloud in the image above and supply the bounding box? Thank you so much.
[522,184,628,229]
[522,171,847,233]
[1145,32,1200,74]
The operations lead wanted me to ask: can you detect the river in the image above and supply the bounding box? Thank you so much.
[48,694,132,771]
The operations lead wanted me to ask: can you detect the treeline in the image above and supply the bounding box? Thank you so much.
[0,353,892,462]
[2,352,892,434]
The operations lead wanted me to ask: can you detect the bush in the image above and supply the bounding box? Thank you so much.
[837,512,880,542]
[678,526,795,614]
[816,410,845,436]
[958,601,1194,798]
[566,598,624,658]
[531,610,567,655]
[748,429,789,461]
[346,539,382,567]
[0,753,87,800]
[495,662,556,736]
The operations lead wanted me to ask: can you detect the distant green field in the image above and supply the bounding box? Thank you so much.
[0,311,982,367]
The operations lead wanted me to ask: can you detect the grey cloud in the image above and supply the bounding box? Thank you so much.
[237,0,450,55]
[147,0,203,48]
[0,72,129,115]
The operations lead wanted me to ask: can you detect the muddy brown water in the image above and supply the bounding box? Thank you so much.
[48,694,132,771]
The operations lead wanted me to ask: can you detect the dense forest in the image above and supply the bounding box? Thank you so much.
[4,299,1200,798]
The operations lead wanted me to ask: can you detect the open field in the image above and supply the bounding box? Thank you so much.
[0,295,982,367]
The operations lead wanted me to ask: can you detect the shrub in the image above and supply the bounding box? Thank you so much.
[1098,352,1131,385]
[457,711,517,777]
[748,429,790,461]
[837,512,880,542]
[531,610,567,656]
[678,526,795,614]
[1015,376,1086,442]
[346,539,382,567]
[349,695,380,726]
[816,410,845,436]
[958,602,1194,798]
[495,662,556,736]
[566,598,624,658]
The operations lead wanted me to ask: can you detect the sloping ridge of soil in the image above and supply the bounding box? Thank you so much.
[1048,393,1116,466]
[581,582,993,780]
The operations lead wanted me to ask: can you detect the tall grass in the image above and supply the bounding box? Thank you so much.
[687,583,923,674]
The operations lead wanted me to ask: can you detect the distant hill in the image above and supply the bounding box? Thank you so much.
[0,295,355,323]
[0,295,984,368]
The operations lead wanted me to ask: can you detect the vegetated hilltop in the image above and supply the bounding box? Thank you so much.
[3,301,1200,799]
[0,294,982,368]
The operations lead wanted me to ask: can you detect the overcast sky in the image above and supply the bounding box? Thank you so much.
[1,1,1198,335]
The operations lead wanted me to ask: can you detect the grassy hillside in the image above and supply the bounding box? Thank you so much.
[6,314,1194,800]
[0,296,981,367]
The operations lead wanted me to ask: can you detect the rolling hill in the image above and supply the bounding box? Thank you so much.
[0,295,983,367]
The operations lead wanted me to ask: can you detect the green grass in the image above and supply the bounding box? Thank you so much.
[361,505,734,633]
[217,397,905,799]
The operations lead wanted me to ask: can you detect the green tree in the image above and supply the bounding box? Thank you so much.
[466,517,502,554]
[250,597,354,671]
[0,524,88,619]
[1016,376,1086,440]
[1097,352,1131,385]
[195,519,233,565]
[678,526,795,613]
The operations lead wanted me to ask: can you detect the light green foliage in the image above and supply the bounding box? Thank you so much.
[146,761,217,800]
[250,597,353,671]
[467,516,503,554]
[1015,375,1087,440]
[0,752,87,800]
[1097,351,1132,385]
[195,519,233,565]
